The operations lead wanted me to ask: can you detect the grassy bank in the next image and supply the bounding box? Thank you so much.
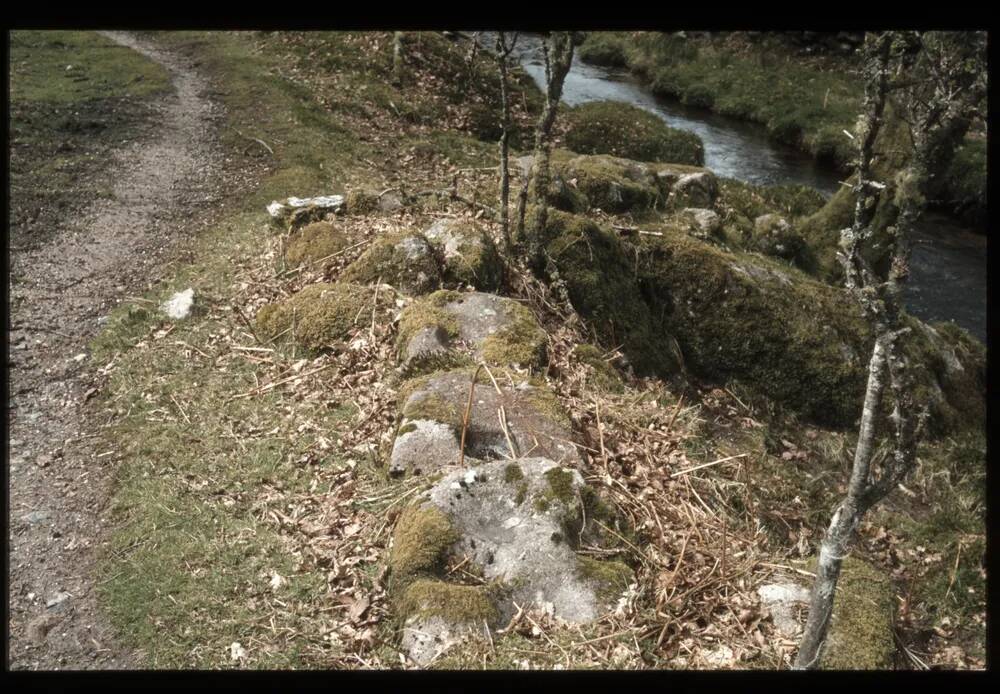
[577,31,987,227]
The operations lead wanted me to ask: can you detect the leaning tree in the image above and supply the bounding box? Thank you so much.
[794,30,986,669]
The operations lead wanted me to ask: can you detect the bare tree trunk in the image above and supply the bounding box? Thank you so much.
[392,32,404,86]
[495,32,518,258]
[515,32,574,265]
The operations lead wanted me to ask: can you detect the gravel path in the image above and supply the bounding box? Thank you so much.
[8,31,247,670]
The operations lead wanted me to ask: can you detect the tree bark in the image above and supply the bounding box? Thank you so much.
[495,32,518,258]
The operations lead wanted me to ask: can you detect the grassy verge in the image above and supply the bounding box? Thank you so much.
[9,30,172,246]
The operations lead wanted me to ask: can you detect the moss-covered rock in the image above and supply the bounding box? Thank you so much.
[820,557,895,670]
[397,290,547,375]
[551,153,665,215]
[283,221,352,268]
[255,282,380,352]
[341,229,442,295]
[538,207,680,377]
[750,213,808,263]
[563,100,704,165]
[577,32,630,67]
[422,218,503,291]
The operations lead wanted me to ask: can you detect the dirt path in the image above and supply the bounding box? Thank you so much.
[7,31,244,670]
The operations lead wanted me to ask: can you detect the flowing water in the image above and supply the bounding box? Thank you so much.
[492,33,987,343]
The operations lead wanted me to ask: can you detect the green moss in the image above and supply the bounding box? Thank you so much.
[429,220,504,291]
[254,282,373,352]
[543,467,577,503]
[395,292,462,355]
[514,481,529,505]
[503,463,524,483]
[480,301,548,369]
[540,208,679,377]
[553,154,666,215]
[573,344,625,393]
[563,100,704,165]
[398,578,500,625]
[576,556,633,603]
[402,392,463,430]
[284,221,351,268]
[341,230,441,295]
[344,188,379,214]
[397,422,418,436]
[389,505,458,587]
[820,557,895,670]
[533,497,550,513]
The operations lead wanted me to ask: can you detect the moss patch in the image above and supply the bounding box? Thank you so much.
[553,153,665,215]
[398,578,499,624]
[389,505,458,587]
[480,301,548,369]
[576,556,633,603]
[395,290,463,355]
[563,100,704,165]
[573,344,625,393]
[503,463,524,483]
[284,221,351,267]
[255,282,374,352]
[402,392,463,430]
[540,208,679,377]
[820,557,895,670]
[543,467,577,504]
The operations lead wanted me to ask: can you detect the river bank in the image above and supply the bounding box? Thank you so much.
[576,31,987,228]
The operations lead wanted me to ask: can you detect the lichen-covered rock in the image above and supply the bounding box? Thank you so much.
[421,219,503,291]
[342,230,442,296]
[563,100,704,165]
[668,171,719,208]
[389,369,578,478]
[267,194,344,229]
[682,207,722,239]
[751,213,807,261]
[389,458,633,665]
[283,221,352,268]
[820,557,895,670]
[255,282,391,352]
[397,290,547,376]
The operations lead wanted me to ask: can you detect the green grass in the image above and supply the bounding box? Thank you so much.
[9,31,172,245]
[10,30,171,103]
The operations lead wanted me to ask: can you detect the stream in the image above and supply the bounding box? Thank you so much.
[492,33,987,343]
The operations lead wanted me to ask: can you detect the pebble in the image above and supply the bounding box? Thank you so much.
[21,510,51,525]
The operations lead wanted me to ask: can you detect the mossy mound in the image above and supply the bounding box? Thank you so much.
[551,152,666,215]
[820,557,895,670]
[389,505,458,587]
[479,300,548,369]
[577,32,630,67]
[422,218,504,291]
[255,282,383,352]
[341,230,442,296]
[628,228,983,430]
[283,221,352,268]
[398,578,500,624]
[537,207,679,377]
[750,213,809,263]
[563,100,704,166]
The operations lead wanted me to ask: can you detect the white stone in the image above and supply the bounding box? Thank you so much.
[161,288,195,320]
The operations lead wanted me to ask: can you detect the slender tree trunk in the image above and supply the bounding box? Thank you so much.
[495,32,518,258]
[515,32,574,265]
[392,32,404,86]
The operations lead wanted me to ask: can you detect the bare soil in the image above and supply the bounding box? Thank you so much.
[7,31,256,670]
